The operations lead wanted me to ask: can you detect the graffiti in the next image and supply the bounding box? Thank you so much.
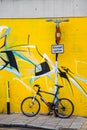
[0,51,19,71]
[0,26,20,76]
[0,26,37,77]
[0,25,87,99]
[0,26,56,87]
[60,66,87,98]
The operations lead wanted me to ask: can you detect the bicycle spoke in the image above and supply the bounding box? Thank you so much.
[21,97,40,117]
[55,98,74,118]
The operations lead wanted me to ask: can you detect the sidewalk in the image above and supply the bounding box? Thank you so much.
[0,113,87,130]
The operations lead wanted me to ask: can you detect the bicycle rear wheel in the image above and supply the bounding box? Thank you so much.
[21,97,40,117]
[55,98,74,118]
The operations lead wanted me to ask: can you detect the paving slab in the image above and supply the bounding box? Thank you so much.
[0,113,86,130]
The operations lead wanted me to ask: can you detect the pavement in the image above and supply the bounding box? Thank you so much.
[0,113,87,130]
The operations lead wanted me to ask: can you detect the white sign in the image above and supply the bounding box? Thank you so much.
[52,44,64,54]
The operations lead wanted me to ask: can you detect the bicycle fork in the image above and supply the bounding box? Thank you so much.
[30,94,37,108]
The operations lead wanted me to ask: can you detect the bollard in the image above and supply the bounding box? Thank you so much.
[6,81,10,114]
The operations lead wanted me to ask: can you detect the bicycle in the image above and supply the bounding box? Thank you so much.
[21,84,74,118]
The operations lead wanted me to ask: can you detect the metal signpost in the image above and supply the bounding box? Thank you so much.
[47,18,68,114]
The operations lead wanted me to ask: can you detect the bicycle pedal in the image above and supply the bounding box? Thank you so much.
[48,111,53,116]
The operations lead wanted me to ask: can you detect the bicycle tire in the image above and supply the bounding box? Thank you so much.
[21,97,40,117]
[55,98,74,118]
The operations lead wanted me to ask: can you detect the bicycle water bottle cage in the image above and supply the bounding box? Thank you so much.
[35,61,50,76]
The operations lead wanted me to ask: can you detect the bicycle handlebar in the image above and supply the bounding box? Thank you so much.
[33,84,40,90]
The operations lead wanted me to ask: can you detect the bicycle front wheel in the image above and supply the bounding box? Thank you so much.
[21,97,40,117]
[55,98,74,118]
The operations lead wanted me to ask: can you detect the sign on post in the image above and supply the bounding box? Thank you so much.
[51,44,64,54]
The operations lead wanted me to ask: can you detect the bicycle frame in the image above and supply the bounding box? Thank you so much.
[33,87,55,108]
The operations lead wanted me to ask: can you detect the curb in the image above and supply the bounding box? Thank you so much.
[0,124,77,130]
[0,123,54,130]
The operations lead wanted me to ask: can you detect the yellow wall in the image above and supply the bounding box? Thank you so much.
[0,18,87,116]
